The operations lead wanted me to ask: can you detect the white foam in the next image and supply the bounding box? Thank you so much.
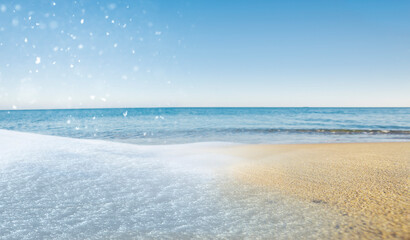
[0,130,344,239]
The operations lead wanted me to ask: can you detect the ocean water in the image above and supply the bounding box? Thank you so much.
[1,108,409,239]
[1,107,409,144]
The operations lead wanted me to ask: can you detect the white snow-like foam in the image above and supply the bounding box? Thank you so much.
[0,130,344,239]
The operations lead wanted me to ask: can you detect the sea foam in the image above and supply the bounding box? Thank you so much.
[0,130,344,239]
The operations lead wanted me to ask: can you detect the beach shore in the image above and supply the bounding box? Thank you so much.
[218,142,410,239]
[1,130,409,239]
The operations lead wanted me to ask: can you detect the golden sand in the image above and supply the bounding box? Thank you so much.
[219,142,410,239]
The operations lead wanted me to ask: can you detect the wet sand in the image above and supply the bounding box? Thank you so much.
[219,142,410,239]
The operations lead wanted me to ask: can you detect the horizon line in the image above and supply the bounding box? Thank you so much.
[1,106,410,111]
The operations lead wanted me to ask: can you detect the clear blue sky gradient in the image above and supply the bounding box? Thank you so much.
[0,0,409,109]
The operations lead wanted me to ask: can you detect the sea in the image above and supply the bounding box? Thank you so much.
[1,107,409,239]
[1,107,409,144]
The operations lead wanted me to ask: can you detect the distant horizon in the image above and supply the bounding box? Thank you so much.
[1,106,410,111]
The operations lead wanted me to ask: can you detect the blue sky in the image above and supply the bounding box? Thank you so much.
[0,0,409,109]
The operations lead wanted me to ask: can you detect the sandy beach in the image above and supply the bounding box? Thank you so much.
[219,142,410,239]
[1,130,409,239]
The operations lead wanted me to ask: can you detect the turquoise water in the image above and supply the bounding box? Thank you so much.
[1,107,409,144]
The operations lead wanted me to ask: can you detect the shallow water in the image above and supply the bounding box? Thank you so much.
[0,130,348,239]
[1,107,409,144]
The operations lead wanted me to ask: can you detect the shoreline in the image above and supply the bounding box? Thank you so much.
[218,142,410,239]
[1,130,409,238]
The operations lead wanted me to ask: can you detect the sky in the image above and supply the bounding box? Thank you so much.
[0,0,409,110]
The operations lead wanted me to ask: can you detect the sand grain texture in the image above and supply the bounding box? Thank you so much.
[222,142,410,239]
